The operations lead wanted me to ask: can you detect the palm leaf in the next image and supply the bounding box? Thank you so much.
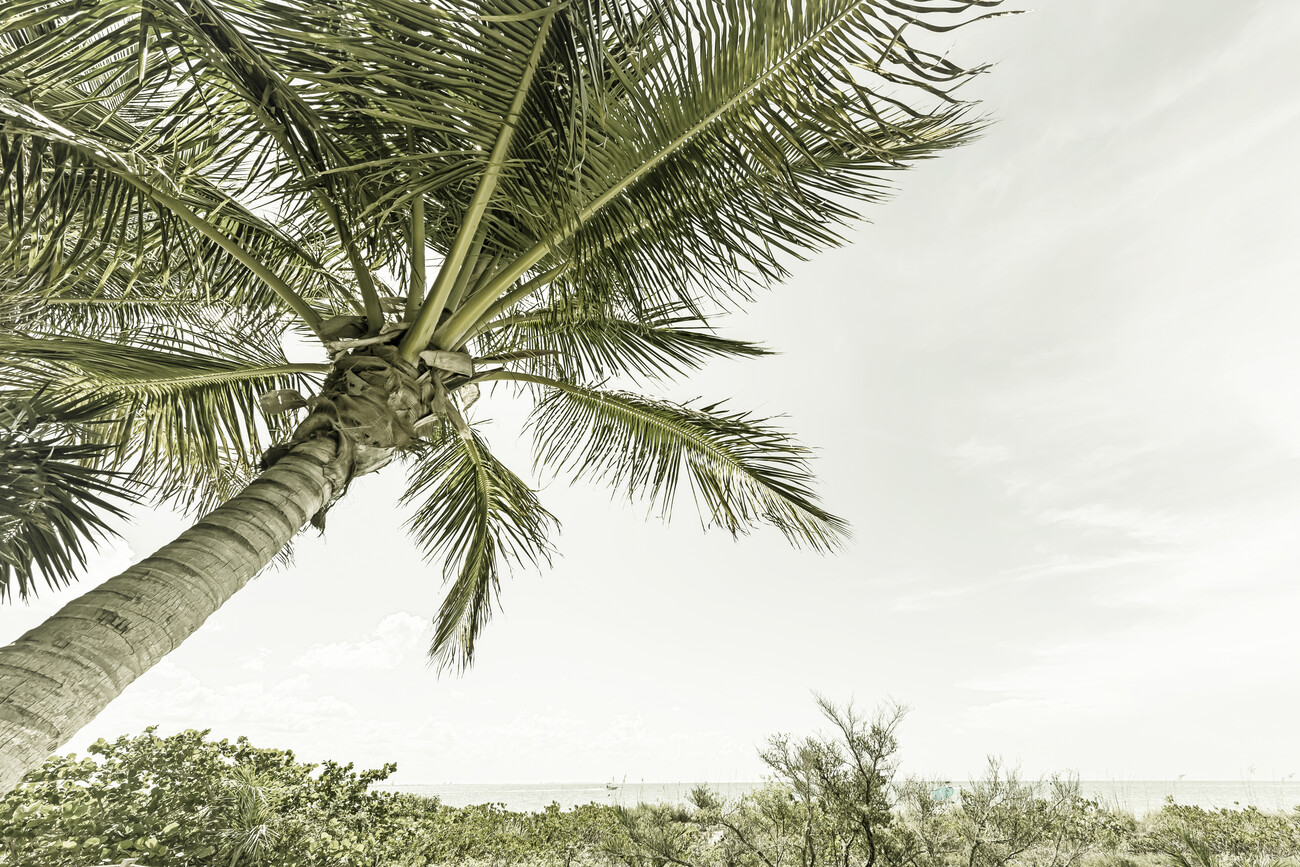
[479,299,772,382]
[5,291,231,337]
[0,214,302,336]
[527,382,847,551]
[134,0,391,326]
[0,3,364,323]
[0,328,327,512]
[401,0,563,351]
[551,122,980,321]
[0,391,138,601]
[0,104,334,328]
[400,429,558,672]
[439,0,1005,344]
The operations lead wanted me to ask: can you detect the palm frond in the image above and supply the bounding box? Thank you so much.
[440,0,1004,343]
[528,382,847,551]
[1,0,325,202]
[0,105,334,328]
[400,429,558,672]
[140,0,391,327]
[0,216,299,335]
[401,0,564,355]
[3,290,246,337]
[0,328,327,512]
[478,299,772,382]
[0,391,138,601]
[560,121,978,319]
[0,0,366,324]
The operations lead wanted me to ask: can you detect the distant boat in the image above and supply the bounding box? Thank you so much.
[606,775,626,791]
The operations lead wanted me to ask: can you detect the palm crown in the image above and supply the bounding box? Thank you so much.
[1,0,1005,670]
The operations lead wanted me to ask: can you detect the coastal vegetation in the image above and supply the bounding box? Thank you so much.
[2,702,1297,867]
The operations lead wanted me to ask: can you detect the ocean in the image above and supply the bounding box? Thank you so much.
[374,780,1300,818]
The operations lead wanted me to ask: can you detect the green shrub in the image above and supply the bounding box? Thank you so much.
[0,728,626,866]
[4,718,1298,867]
[612,700,1200,867]
[1135,801,1300,867]
[0,728,428,866]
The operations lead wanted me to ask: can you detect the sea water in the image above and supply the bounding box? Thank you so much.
[374,779,1300,818]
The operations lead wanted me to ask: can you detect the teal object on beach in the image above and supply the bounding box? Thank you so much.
[931,786,955,802]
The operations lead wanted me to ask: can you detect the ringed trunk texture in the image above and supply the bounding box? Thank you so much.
[0,437,340,794]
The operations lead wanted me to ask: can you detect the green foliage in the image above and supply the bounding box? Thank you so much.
[612,699,1300,867]
[528,383,848,550]
[0,728,409,866]
[0,326,325,514]
[3,718,1300,867]
[477,300,773,384]
[401,428,560,672]
[410,802,625,867]
[1135,801,1300,867]
[891,762,1132,867]
[0,728,624,867]
[0,391,137,600]
[615,697,915,867]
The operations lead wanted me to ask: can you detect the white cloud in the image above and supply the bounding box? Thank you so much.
[292,612,429,671]
[947,438,1011,471]
[237,648,272,672]
[950,510,1300,775]
[68,661,429,773]
[892,585,975,613]
[86,662,360,739]
[1035,504,1184,545]
[1002,551,1171,587]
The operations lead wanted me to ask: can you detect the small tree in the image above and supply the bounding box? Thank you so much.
[893,760,1128,867]
[616,697,909,867]
[955,760,1099,867]
[760,697,909,867]
[617,701,1130,867]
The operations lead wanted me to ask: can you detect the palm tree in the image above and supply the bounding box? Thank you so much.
[0,0,1007,791]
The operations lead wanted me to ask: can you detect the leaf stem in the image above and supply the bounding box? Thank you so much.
[444,222,490,314]
[469,369,560,389]
[144,186,325,336]
[440,263,567,349]
[331,205,386,337]
[406,183,427,322]
[399,9,558,361]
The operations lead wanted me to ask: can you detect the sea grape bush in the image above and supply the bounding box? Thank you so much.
[0,727,624,866]
[0,727,420,866]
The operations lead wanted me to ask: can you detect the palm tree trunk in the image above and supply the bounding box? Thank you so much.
[0,437,340,794]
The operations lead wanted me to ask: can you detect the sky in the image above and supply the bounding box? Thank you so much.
[5,1,1300,785]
